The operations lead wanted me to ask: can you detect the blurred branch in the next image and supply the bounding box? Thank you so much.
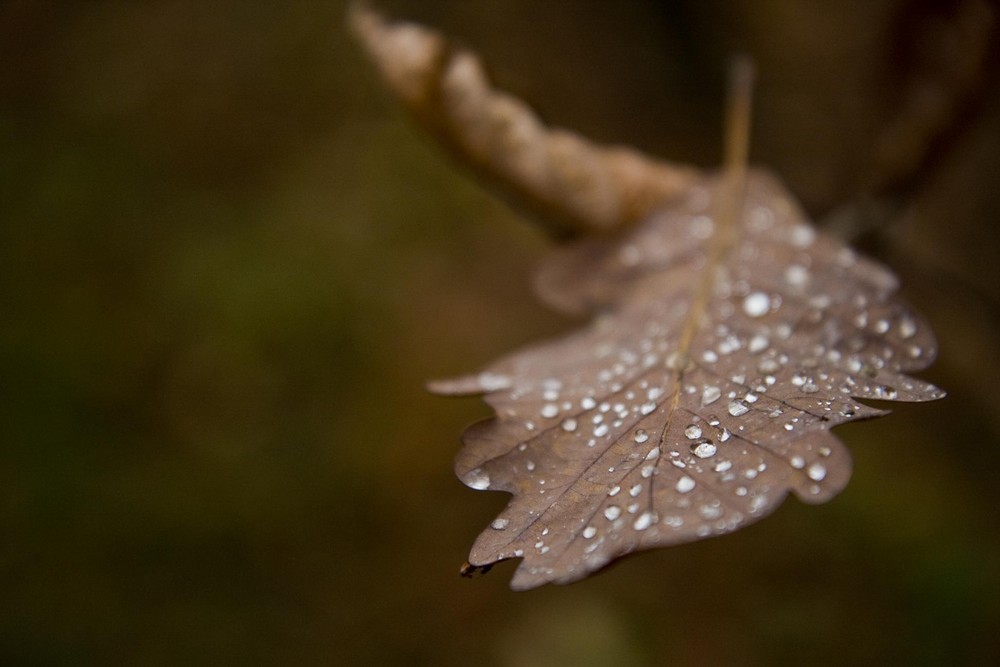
[871,0,994,196]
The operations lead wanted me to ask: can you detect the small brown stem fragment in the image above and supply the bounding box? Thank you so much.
[724,56,754,182]
[349,3,702,237]
[717,55,754,248]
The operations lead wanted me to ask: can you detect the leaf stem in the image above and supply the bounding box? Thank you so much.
[724,55,755,179]
[655,57,757,455]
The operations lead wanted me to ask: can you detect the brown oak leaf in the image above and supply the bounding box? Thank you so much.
[352,4,944,590]
[432,169,942,590]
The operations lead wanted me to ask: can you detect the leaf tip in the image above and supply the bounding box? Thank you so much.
[459,561,494,579]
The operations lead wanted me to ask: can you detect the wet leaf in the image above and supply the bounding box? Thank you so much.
[432,170,943,590]
[351,3,944,590]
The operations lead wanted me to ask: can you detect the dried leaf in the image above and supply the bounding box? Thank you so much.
[433,170,942,590]
[351,4,944,590]
[349,3,699,237]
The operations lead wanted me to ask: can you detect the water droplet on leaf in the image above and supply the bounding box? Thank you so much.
[692,442,718,458]
[676,476,696,493]
[728,400,750,416]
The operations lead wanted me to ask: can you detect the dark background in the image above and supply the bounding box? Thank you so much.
[2,1,999,664]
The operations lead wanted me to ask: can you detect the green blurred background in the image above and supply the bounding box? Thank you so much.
[2,1,999,664]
